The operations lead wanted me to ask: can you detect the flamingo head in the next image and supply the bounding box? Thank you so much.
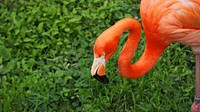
[91,28,120,84]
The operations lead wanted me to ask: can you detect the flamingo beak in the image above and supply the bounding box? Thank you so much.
[91,54,109,84]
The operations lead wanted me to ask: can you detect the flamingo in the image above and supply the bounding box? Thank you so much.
[91,0,200,111]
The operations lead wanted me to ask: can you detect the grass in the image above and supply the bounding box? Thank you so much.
[0,0,195,111]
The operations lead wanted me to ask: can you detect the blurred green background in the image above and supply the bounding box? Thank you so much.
[0,0,195,111]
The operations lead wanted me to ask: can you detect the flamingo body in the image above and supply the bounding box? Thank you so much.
[141,0,200,46]
[91,0,200,111]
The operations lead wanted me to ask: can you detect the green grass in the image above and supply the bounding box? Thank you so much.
[0,0,195,111]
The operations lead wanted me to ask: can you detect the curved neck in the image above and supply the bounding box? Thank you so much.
[114,18,142,55]
[117,24,167,79]
[102,18,142,61]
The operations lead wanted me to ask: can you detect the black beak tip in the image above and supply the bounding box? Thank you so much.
[93,74,109,84]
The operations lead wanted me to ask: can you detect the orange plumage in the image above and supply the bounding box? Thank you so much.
[91,0,200,83]
[91,0,200,110]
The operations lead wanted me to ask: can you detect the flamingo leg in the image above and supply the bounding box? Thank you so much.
[192,47,200,112]
[194,54,200,101]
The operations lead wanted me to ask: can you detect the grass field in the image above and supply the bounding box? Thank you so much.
[0,0,195,111]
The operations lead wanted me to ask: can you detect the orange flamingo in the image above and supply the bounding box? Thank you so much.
[91,0,200,111]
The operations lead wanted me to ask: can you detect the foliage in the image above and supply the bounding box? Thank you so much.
[0,0,194,111]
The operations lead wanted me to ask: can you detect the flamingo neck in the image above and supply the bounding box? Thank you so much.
[103,18,142,61]
[118,30,167,79]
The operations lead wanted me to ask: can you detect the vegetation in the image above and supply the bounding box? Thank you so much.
[0,0,195,111]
